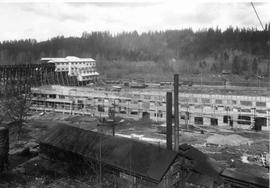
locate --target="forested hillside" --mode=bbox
[0,25,269,79]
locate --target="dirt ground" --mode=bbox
[1,112,269,187]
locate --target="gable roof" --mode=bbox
[39,124,178,183]
[178,143,223,185]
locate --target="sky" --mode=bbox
[0,0,269,42]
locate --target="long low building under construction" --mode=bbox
[30,85,270,131]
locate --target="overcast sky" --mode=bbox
[0,1,269,42]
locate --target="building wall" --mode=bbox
[30,86,270,130]
[58,61,98,82]
[42,57,99,82]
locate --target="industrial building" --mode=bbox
[41,56,99,83]
[39,124,181,187]
[39,124,224,188]
[30,85,269,131]
[39,124,268,188]
[0,57,99,89]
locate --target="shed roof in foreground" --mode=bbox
[39,124,178,183]
[221,169,269,188]
[178,143,223,186]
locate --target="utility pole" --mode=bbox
[174,74,179,151]
[186,105,189,130]
[112,99,116,136]
[99,134,102,188]
[200,72,202,89]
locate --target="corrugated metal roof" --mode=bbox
[221,169,269,188]
[39,124,178,183]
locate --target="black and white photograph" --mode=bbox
[0,0,269,187]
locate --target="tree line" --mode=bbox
[0,25,269,77]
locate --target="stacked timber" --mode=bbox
[0,126,9,173]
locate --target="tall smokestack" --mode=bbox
[174,74,179,151]
[166,92,172,150]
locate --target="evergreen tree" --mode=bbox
[241,58,248,72]
[252,58,258,75]
[232,56,240,74]
[210,63,218,73]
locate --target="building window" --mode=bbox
[133,94,140,98]
[130,111,138,115]
[241,109,251,113]
[154,112,163,118]
[78,100,84,104]
[150,101,155,106]
[59,95,65,99]
[49,94,56,99]
[256,102,266,107]
[240,101,252,106]
[255,117,267,127]
[144,95,151,100]
[215,99,223,104]
[131,101,138,104]
[211,118,218,126]
[120,110,126,114]
[223,116,231,123]
[256,110,266,114]
[181,104,189,108]
[97,105,104,112]
[238,115,251,125]
[193,98,198,103]
[194,105,201,109]
[194,117,203,125]
[179,97,189,103]
[225,106,230,111]
[201,98,210,103]
[181,112,189,120]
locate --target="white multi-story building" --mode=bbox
[41,56,99,82]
